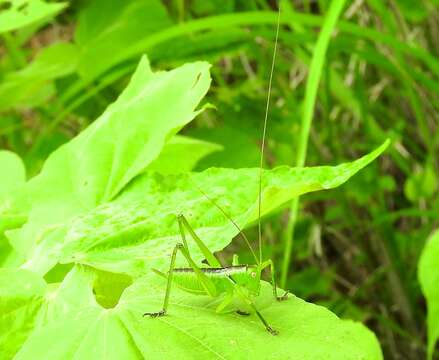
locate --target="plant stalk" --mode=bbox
[280,0,348,288]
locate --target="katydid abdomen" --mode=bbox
[169,265,261,299]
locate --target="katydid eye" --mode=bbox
[251,272,256,278]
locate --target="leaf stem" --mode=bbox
[280,0,348,288]
[58,9,439,112]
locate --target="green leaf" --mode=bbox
[24,141,388,276]
[418,229,439,359]
[0,268,46,358]
[404,164,437,202]
[75,0,172,80]
[150,28,250,64]
[0,0,67,34]
[0,266,97,358]
[147,135,222,175]
[13,266,382,359]
[0,150,26,266]
[0,150,25,198]
[0,42,78,110]
[7,56,211,266]
[189,122,262,168]
[91,269,133,309]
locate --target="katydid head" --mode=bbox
[232,265,262,296]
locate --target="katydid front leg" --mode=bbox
[260,259,289,301]
[233,285,279,336]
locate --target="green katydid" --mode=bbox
[143,212,288,335]
[143,4,286,335]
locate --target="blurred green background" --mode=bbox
[1,0,438,358]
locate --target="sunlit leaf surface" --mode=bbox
[3,266,382,360]
[6,56,211,264]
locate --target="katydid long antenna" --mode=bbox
[189,3,281,267]
[258,2,281,263]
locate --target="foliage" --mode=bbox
[0,55,387,358]
[0,42,78,110]
[3,267,382,359]
[1,0,439,359]
[0,0,66,34]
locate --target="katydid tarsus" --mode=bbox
[143,4,286,335]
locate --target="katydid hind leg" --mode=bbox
[143,243,180,317]
[178,214,222,268]
[215,291,234,314]
[175,216,219,296]
[143,217,217,317]
[254,308,279,336]
[143,242,218,317]
[248,300,278,336]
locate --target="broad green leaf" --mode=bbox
[418,229,439,359]
[14,266,382,359]
[75,0,172,80]
[0,234,21,267]
[0,213,25,266]
[0,0,67,33]
[8,65,217,270]
[0,267,96,358]
[0,42,78,110]
[0,268,46,358]
[22,141,389,276]
[148,135,222,175]
[7,56,211,261]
